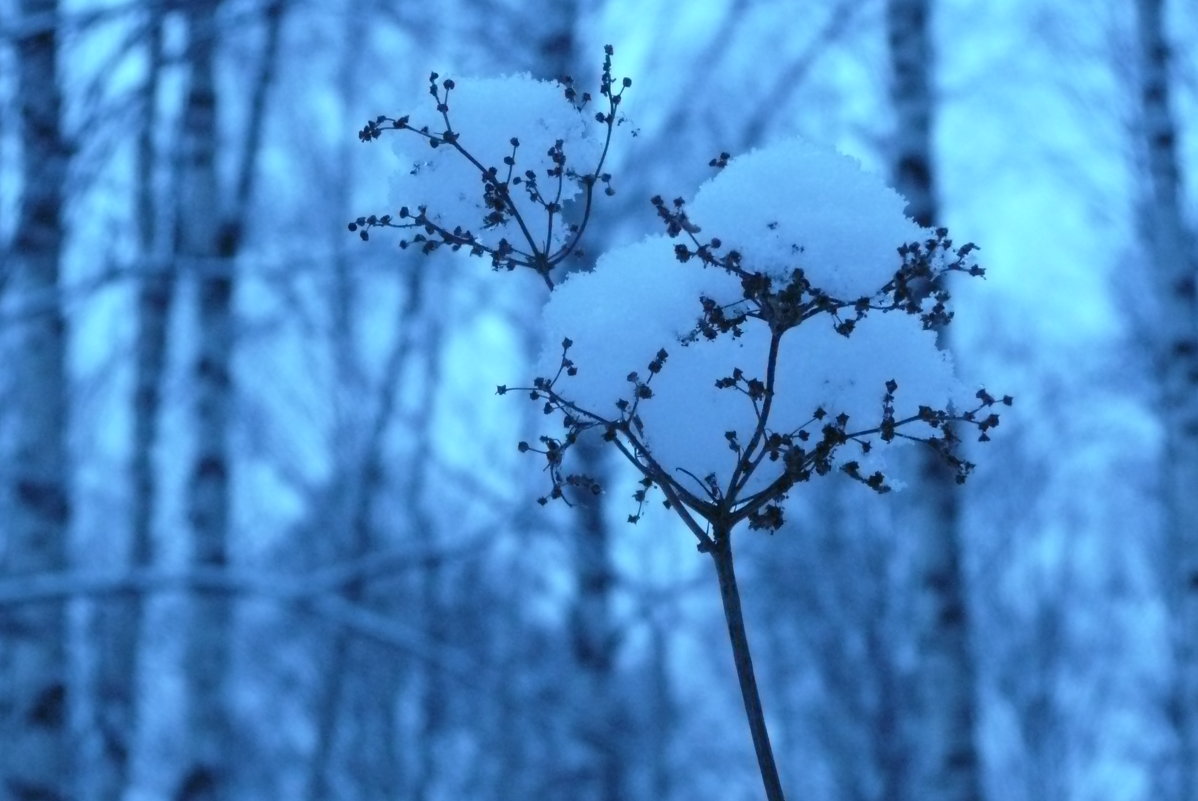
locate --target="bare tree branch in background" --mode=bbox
[737,0,868,148]
[0,544,504,687]
[0,533,497,607]
[307,260,430,801]
[628,0,863,203]
[410,275,451,801]
[303,8,374,798]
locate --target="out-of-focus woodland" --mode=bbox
[1,1,1196,800]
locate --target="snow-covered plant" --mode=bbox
[521,140,1009,532]
[350,46,626,287]
[351,48,1007,801]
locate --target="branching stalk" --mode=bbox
[351,51,1008,801]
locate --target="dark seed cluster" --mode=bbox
[350,46,629,289]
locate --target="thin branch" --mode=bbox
[0,535,494,608]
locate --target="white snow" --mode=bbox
[537,138,961,493]
[389,74,604,253]
[387,91,965,496]
[687,139,924,299]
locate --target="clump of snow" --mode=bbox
[642,313,956,490]
[538,138,960,492]
[541,235,739,415]
[390,75,603,251]
[688,139,924,299]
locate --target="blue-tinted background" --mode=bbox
[1,1,1195,800]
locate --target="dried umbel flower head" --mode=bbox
[351,48,628,287]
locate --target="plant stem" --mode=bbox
[709,530,787,801]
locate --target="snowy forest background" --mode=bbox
[2,0,1197,800]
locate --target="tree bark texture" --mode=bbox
[0,2,73,799]
[887,2,984,800]
[1135,2,1198,799]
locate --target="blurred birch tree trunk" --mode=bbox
[175,1,284,797]
[176,2,234,797]
[0,1,73,798]
[90,6,167,799]
[1134,2,1198,799]
[887,2,983,799]
[536,5,628,798]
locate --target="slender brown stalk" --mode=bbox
[709,528,787,801]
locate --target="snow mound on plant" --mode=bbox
[538,138,961,490]
[688,139,923,299]
[541,235,740,416]
[391,75,603,251]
